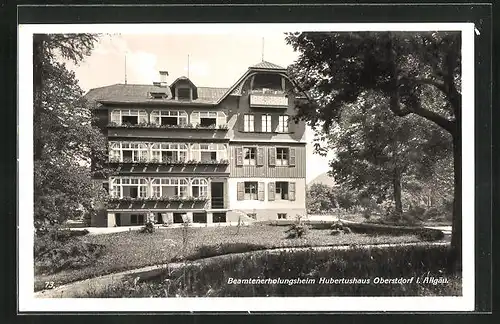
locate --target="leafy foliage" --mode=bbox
[285,31,462,267]
[306,183,337,213]
[33,34,107,231]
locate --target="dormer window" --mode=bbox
[177,88,191,100]
[170,76,198,101]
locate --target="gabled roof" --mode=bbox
[84,61,293,106]
[249,61,286,71]
[85,84,228,105]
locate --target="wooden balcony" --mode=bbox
[249,90,288,108]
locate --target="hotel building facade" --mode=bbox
[87,61,307,226]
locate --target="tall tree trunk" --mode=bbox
[449,132,462,272]
[33,34,44,161]
[393,168,403,218]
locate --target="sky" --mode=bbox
[67,33,335,183]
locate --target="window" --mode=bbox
[277,213,287,220]
[131,214,145,225]
[173,213,185,223]
[261,115,272,132]
[213,212,227,223]
[244,182,258,200]
[177,88,191,100]
[191,143,227,162]
[110,178,148,198]
[191,111,227,128]
[151,178,188,198]
[244,114,254,132]
[276,147,289,166]
[243,147,256,165]
[150,143,188,163]
[193,212,207,223]
[191,178,208,197]
[277,115,289,133]
[150,110,188,126]
[111,109,148,125]
[120,142,149,163]
[275,182,289,200]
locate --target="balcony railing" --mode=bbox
[108,158,230,166]
[211,197,225,209]
[107,122,229,130]
[108,196,209,203]
[250,90,288,108]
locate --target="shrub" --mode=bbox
[423,207,443,220]
[285,224,307,239]
[34,234,104,274]
[140,222,155,234]
[186,243,269,261]
[309,221,444,241]
[330,229,342,236]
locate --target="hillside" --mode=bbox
[308,172,336,187]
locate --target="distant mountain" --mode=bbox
[308,172,336,187]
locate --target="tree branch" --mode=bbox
[413,78,447,93]
[410,103,455,134]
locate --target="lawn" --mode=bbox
[80,243,461,298]
[34,224,425,291]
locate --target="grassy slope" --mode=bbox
[35,225,423,291]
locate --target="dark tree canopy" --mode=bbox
[33,34,107,230]
[286,31,461,135]
[286,31,462,269]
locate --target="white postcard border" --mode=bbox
[18,22,475,312]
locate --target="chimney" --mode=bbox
[159,70,169,87]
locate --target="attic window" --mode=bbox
[177,88,191,100]
[150,92,167,99]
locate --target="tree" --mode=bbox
[327,90,452,218]
[306,183,337,214]
[286,31,462,269]
[33,34,107,231]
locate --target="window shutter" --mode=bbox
[256,114,262,132]
[289,182,296,201]
[191,112,200,126]
[239,113,245,132]
[289,147,296,166]
[257,147,264,166]
[236,147,243,166]
[268,182,275,201]
[237,182,244,201]
[258,182,265,201]
[268,147,276,166]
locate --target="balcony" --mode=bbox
[107,196,209,210]
[109,157,230,166]
[107,122,229,131]
[249,90,288,108]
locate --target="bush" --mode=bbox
[285,224,307,239]
[309,221,444,241]
[186,243,269,261]
[140,222,155,234]
[34,234,104,274]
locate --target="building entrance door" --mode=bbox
[211,182,224,209]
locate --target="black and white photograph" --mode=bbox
[18,21,477,312]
